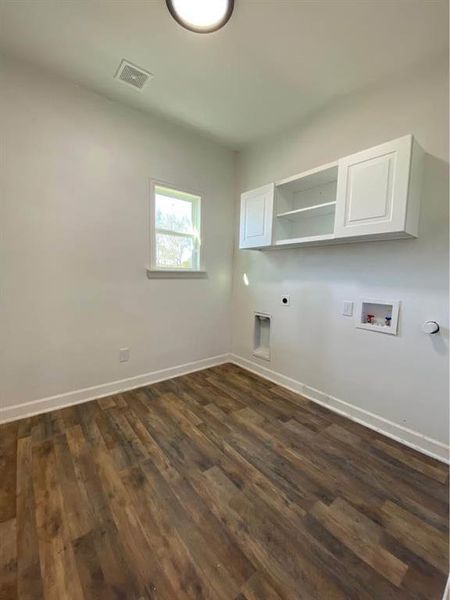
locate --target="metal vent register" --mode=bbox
[115,59,153,90]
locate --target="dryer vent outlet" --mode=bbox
[253,313,271,361]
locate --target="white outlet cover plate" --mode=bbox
[342,301,353,316]
[119,348,130,362]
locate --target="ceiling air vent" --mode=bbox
[114,59,153,91]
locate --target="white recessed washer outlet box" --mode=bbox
[356,298,400,335]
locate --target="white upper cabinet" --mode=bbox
[334,135,423,239]
[238,134,424,250]
[239,183,274,248]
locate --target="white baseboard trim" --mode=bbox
[442,575,450,600]
[0,354,229,424]
[3,352,448,465]
[230,353,450,464]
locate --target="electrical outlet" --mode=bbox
[281,295,290,306]
[119,348,129,363]
[342,301,353,317]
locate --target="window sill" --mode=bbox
[146,268,208,279]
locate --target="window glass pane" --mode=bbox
[155,189,195,234]
[155,233,197,269]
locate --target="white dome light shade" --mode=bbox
[167,0,234,33]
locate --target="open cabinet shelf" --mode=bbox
[273,162,338,244]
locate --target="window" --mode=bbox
[150,182,203,274]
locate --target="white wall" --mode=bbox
[1,52,448,457]
[0,55,235,414]
[231,59,449,448]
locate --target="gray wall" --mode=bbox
[2,53,448,452]
[0,55,235,410]
[231,58,449,445]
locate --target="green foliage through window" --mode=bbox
[153,185,201,270]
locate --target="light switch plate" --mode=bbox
[342,301,353,317]
[119,348,130,362]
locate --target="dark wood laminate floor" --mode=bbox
[0,363,448,600]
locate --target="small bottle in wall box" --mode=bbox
[366,314,375,324]
[385,316,392,327]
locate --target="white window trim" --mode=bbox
[148,179,207,278]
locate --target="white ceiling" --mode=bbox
[0,0,448,148]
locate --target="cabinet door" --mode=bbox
[239,183,274,248]
[334,135,412,238]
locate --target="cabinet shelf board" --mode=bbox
[277,201,336,220]
[275,233,336,247]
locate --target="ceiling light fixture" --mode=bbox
[166,0,234,33]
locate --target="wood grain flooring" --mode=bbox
[0,363,448,599]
